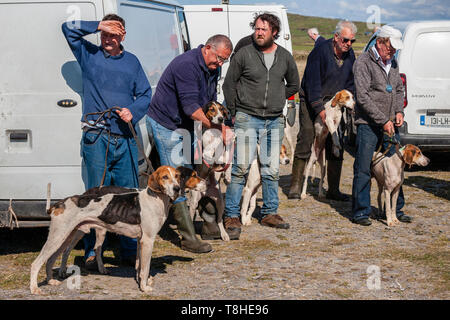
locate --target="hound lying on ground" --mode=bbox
[30,166,206,294]
[372,144,429,227]
[301,89,355,199]
[240,144,290,226]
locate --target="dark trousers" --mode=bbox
[293,98,344,161]
[351,124,405,221]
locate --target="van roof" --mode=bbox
[387,20,450,34]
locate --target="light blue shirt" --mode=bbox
[372,45,392,75]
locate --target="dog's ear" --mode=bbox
[203,101,213,114]
[220,104,229,118]
[331,91,343,107]
[147,171,162,193]
[402,145,416,166]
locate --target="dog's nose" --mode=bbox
[218,117,223,123]
[285,159,290,164]
[173,185,180,193]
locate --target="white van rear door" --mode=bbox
[400,22,450,135]
[119,0,185,91]
[183,5,229,48]
[0,1,99,199]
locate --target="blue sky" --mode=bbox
[178,0,450,23]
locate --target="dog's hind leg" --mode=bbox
[59,230,85,279]
[318,150,326,199]
[301,155,315,199]
[30,221,80,294]
[384,189,395,227]
[390,187,401,226]
[46,228,80,286]
[94,227,108,274]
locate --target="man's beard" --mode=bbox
[254,34,274,50]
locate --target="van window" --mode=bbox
[411,32,450,79]
[120,3,182,88]
[177,10,191,52]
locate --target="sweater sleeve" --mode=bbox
[61,21,100,65]
[393,63,405,115]
[303,47,324,117]
[223,51,243,117]
[353,56,390,126]
[127,62,152,126]
[172,62,203,117]
[284,53,300,99]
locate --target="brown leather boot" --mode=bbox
[288,158,306,199]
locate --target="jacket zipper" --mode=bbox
[263,52,278,116]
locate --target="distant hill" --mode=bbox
[288,13,375,52]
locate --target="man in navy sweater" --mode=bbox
[146,35,233,253]
[288,20,356,201]
[62,14,152,269]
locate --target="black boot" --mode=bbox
[198,197,221,240]
[326,159,350,201]
[170,201,212,253]
[288,158,306,199]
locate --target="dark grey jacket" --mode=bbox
[353,48,404,127]
[223,43,299,117]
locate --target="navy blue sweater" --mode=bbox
[302,39,355,118]
[147,45,219,131]
[62,21,152,136]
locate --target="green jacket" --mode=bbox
[223,43,299,117]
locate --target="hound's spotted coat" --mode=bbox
[30,166,206,294]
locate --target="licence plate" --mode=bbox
[420,115,450,127]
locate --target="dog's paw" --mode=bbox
[98,267,109,275]
[300,193,307,200]
[140,284,153,293]
[48,279,62,286]
[30,286,43,295]
[221,232,230,242]
[241,217,252,226]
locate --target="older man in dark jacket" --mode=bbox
[351,25,412,226]
[288,20,356,201]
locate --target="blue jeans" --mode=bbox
[351,124,405,221]
[225,112,284,218]
[81,129,138,260]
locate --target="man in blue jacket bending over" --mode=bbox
[62,14,152,270]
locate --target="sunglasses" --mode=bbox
[340,36,356,44]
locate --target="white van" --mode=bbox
[0,0,190,227]
[363,20,450,152]
[183,3,293,103]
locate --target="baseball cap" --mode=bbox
[377,25,404,50]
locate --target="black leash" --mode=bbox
[371,132,403,168]
[82,107,154,187]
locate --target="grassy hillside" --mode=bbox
[288,13,375,53]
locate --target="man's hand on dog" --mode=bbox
[116,107,133,123]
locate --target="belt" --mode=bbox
[82,127,127,139]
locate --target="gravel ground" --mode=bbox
[0,148,448,300]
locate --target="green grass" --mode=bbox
[288,13,375,53]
